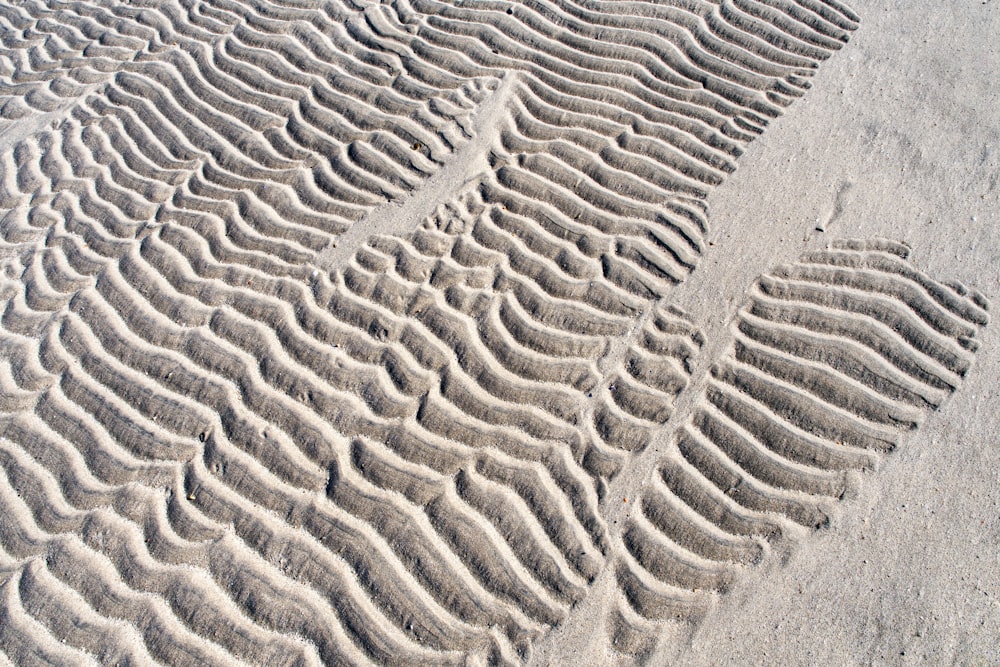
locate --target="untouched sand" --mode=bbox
[0,0,995,665]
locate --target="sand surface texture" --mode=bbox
[0,0,995,664]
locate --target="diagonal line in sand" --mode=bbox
[315,73,518,274]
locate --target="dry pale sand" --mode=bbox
[670,3,1000,665]
[537,2,1000,664]
[0,0,995,665]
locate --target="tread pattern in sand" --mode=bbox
[0,0,866,663]
[607,240,990,655]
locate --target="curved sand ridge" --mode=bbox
[0,0,984,664]
[599,239,989,656]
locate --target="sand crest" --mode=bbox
[0,0,995,664]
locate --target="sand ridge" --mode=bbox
[0,0,990,664]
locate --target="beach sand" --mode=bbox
[0,0,995,664]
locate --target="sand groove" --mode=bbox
[606,241,989,656]
[0,0,903,663]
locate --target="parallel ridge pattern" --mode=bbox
[607,240,990,656]
[0,0,499,240]
[0,0,861,663]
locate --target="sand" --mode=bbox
[670,4,1000,665]
[0,0,995,665]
